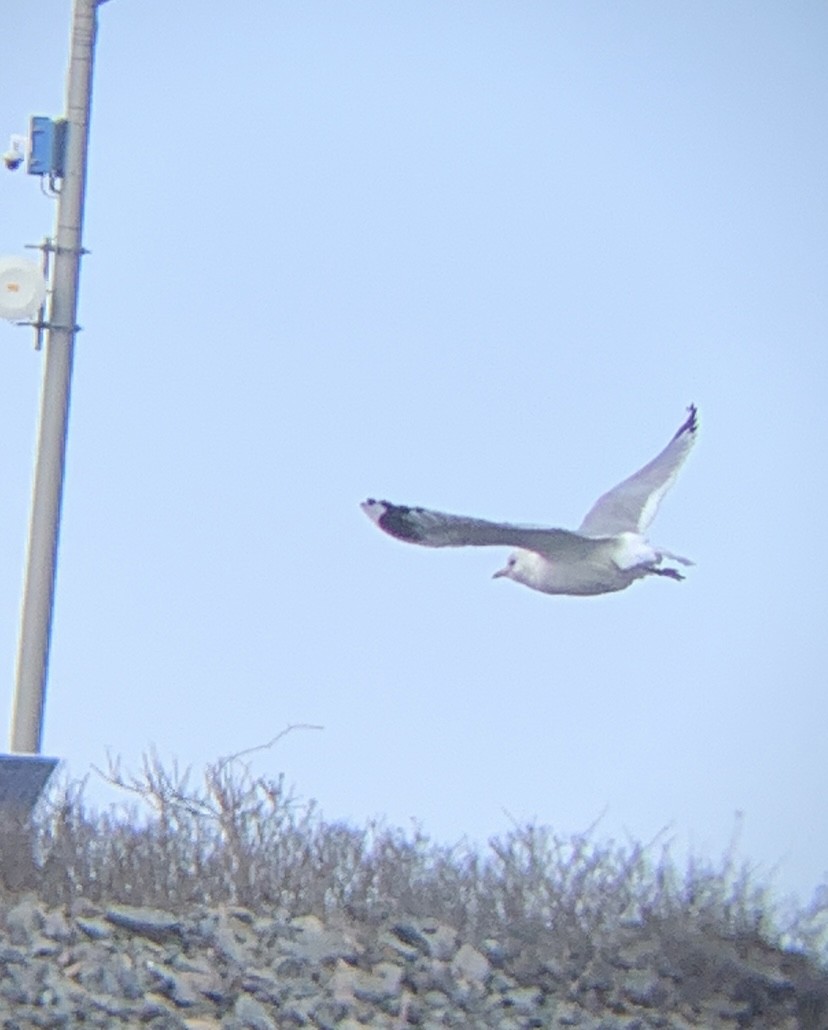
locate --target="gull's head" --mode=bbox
[493,550,537,586]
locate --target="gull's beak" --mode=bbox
[492,565,509,579]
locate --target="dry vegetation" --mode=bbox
[1,737,826,1026]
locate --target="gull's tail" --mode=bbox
[658,547,694,567]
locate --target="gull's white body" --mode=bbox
[490,531,679,596]
[361,405,697,597]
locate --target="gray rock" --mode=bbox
[212,924,251,965]
[5,896,43,945]
[225,993,278,1030]
[502,984,544,1013]
[76,917,112,940]
[75,951,142,1000]
[581,959,615,992]
[422,987,451,1008]
[276,994,317,1025]
[391,921,431,953]
[622,970,669,1008]
[273,954,309,980]
[556,1001,588,1025]
[329,958,404,1008]
[228,906,255,924]
[136,997,190,1027]
[118,962,145,1001]
[488,970,518,994]
[0,944,28,964]
[165,970,203,1007]
[426,923,460,962]
[285,913,361,964]
[240,967,283,1005]
[379,926,421,962]
[358,961,404,1004]
[481,936,508,968]
[451,942,491,985]
[41,909,72,942]
[105,904,183,940]
[0,895,814,1028]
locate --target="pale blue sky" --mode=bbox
[2,2,827,909]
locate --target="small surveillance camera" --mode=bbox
[3,149,24,171]
[4,135,28,171]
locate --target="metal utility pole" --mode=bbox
[10,0,102,753]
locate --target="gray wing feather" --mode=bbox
[361,499,599,559]
[578,405,697,537]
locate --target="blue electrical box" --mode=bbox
[28,116,55,175]
[27,116,67,177]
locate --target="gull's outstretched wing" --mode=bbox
[361,499,599,559]
[578,405,698,538]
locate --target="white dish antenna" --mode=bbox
[0,256,47,321]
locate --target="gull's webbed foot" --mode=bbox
[652,567,685,582]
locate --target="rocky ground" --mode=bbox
[0,760,825,1028]
[0,895,825,1029]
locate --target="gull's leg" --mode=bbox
[651,567,684,581]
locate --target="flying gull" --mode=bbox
[361,405,698,597]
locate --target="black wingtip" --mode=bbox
[361,499,427,543]
[674,403,698,440]
[378,502,425,542]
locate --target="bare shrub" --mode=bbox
[2,741,823,985]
